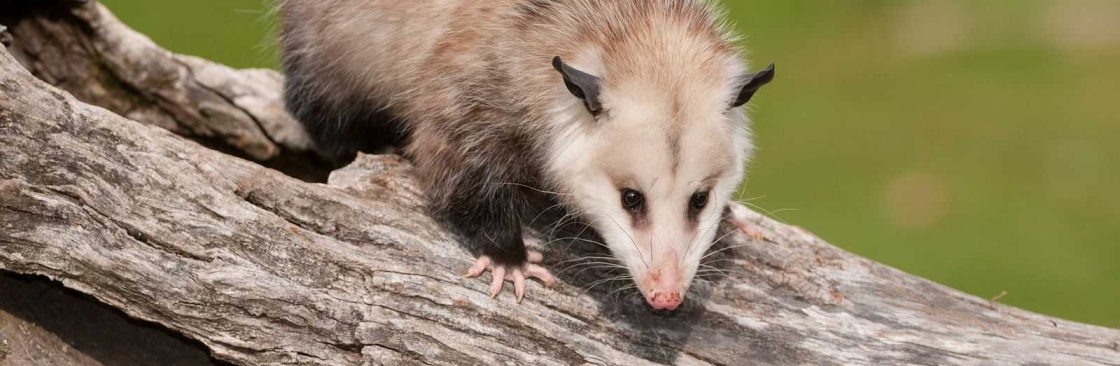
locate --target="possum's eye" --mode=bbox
[621,189,645,212]
[689,191,710,211]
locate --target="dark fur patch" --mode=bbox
[628,202,651,231]
[282,50,408,163]
[444,160,530,265]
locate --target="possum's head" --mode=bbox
[547,53,773,311]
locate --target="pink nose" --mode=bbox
[646,290,683,311]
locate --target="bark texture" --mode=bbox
[0,273,226,366]
[1,1,1118,366]
[0,0,329,182]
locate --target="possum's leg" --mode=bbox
[726,202,765,240]
[449,163,556,302]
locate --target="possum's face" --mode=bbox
[550,57,774,310]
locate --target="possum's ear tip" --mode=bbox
[552,56,602,116]
[732,63,776,108]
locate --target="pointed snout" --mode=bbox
[643,255,685,311]
[646,290,683,310]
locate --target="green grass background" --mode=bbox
[99,0,1119,327]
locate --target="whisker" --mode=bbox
[556,263,625,275]
[607,215,647,269]
[543,204,607,240]
[685,201,726,258]
[557,260,617,268]
[710,223,747,245]
[700,258,743,266]
[696,262,752,276]
[498,182,572,197]
[583,276,631,294]
[700,242,757,261]
[691,276,715,285]
[740,195,767,202]
[526,201,567,228]
[572,265,628,279]
[685,219,721,259]
[556,262,627,276]
[543,211,579,238]
[733,179,797,223]
[696,268,750,278]
[734,180,750,202]
[608,284,638,300]
[697,267,748,274]
[553,224,600,256]
[737,200,794,225]
[553,255,619,265]
[541,236,610,251]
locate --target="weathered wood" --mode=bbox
[0,273,226,366]
[0,2,1118,366]
[0,0,329,181]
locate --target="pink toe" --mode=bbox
[736,223,764,239]
[526,264,557,287]
[513,269,526,303]
[727,203,764,239]
[489,266,506,298]
[466,256,491,278]
[527,251,544,263]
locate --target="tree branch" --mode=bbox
[0,1,1117,366]
[0,0,329,181]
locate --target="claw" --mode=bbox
[512,268,526,303]
[464,249,557,302]
[525,264,556,287]
[490,266,506,298]
[738,224,765,240]
[465,256,492,278]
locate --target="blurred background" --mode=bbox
[99,0,1118,327]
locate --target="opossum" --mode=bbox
[278,0,774,311]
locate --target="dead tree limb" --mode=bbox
[0,272,225,366]
[0,1,1118,366]
[0,0,328,181]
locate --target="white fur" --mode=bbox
[544,19,756,298]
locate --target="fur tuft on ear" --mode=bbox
[732,63,775,108]
[552,56,602,115]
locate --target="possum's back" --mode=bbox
[279,0,534,157]
[279,0,474,103]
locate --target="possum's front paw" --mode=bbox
[727,201,765,240]
[464,251,556,303]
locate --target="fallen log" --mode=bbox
[1,1,1118,366]
[0,0,328,182]
[0,272,226,366]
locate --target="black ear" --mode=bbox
[552,56,602,115]
[732,63,775,108]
